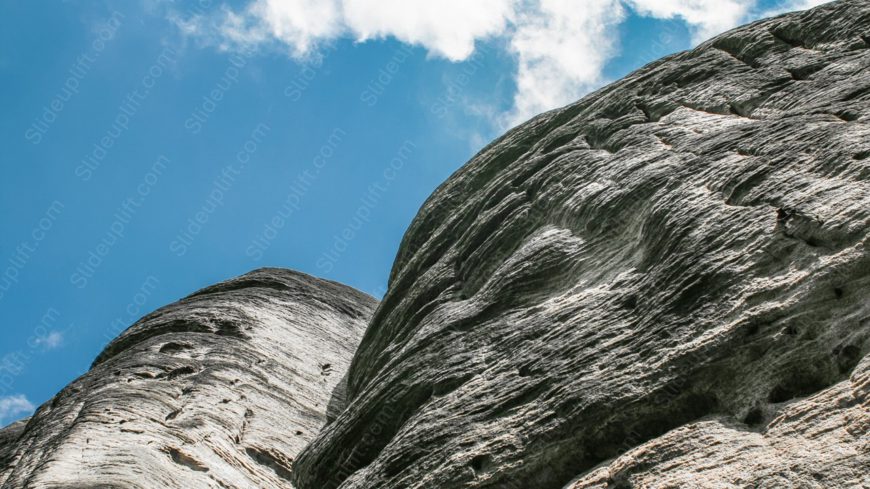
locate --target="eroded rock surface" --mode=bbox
[569,354,870,488]
[293,1,870,487]
[0,419,27,475]
[0,268,376,489]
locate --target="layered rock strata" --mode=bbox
[0,269,377,489]
[292,1,870,487]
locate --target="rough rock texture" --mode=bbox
[569,354,870,488]
[293,1,870,488]
[0,268,376,489]
[0,419,27,474]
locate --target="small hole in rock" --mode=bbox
[518,364,534,377]
[836,344,861,374]
[768,372,828,403]
[470,454,491,473]
[836,110,859,122]
[834,287,844,299]
[743,407,764,426]
[804,237,823,248]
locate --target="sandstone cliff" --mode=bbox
[292,1,870,487]
[0,269,377,488]
[3,1,870,488]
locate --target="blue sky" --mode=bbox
[0,0,826,426]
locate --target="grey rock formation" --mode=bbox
[569,354,870,488]
[0,268,377,488]
[4,1,870,488]
[292,1,870,487]
[0,419,27,474]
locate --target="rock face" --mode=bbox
[569,354,870,488]
[3,2,870,488]
[0,268,377,489]
[292,1,870,488]
[0,419,27,475]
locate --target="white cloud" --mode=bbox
[170,0,834,128]
[627,0,755,43]
[760,0,833,17]
[33,330,64,350]
[343,0,516,61]
[503,0,625,126]
[237,0,343,58]
[0,395,34,425]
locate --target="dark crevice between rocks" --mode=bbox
[93,318,250,367]
[635,101,654,122]
[833,110,859,122]
[680,101,731,117]
[840,84,870,102]
[786,63,826,81]
[854,150,870,160]
[710,42,761,69]
[159,342,193,354]
[166,447,209,472]
[742,407,765,426]
[584,135,616,154]
[767,364,837,404]
[246,447,294,482]
[157,366,198,381]
[769,27,806,49]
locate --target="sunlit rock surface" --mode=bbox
[3,1,870,488]
[292,1,870,487]
[0,268,376,489]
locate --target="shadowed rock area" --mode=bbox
[291,1,870,487]
[0,268,377,488]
